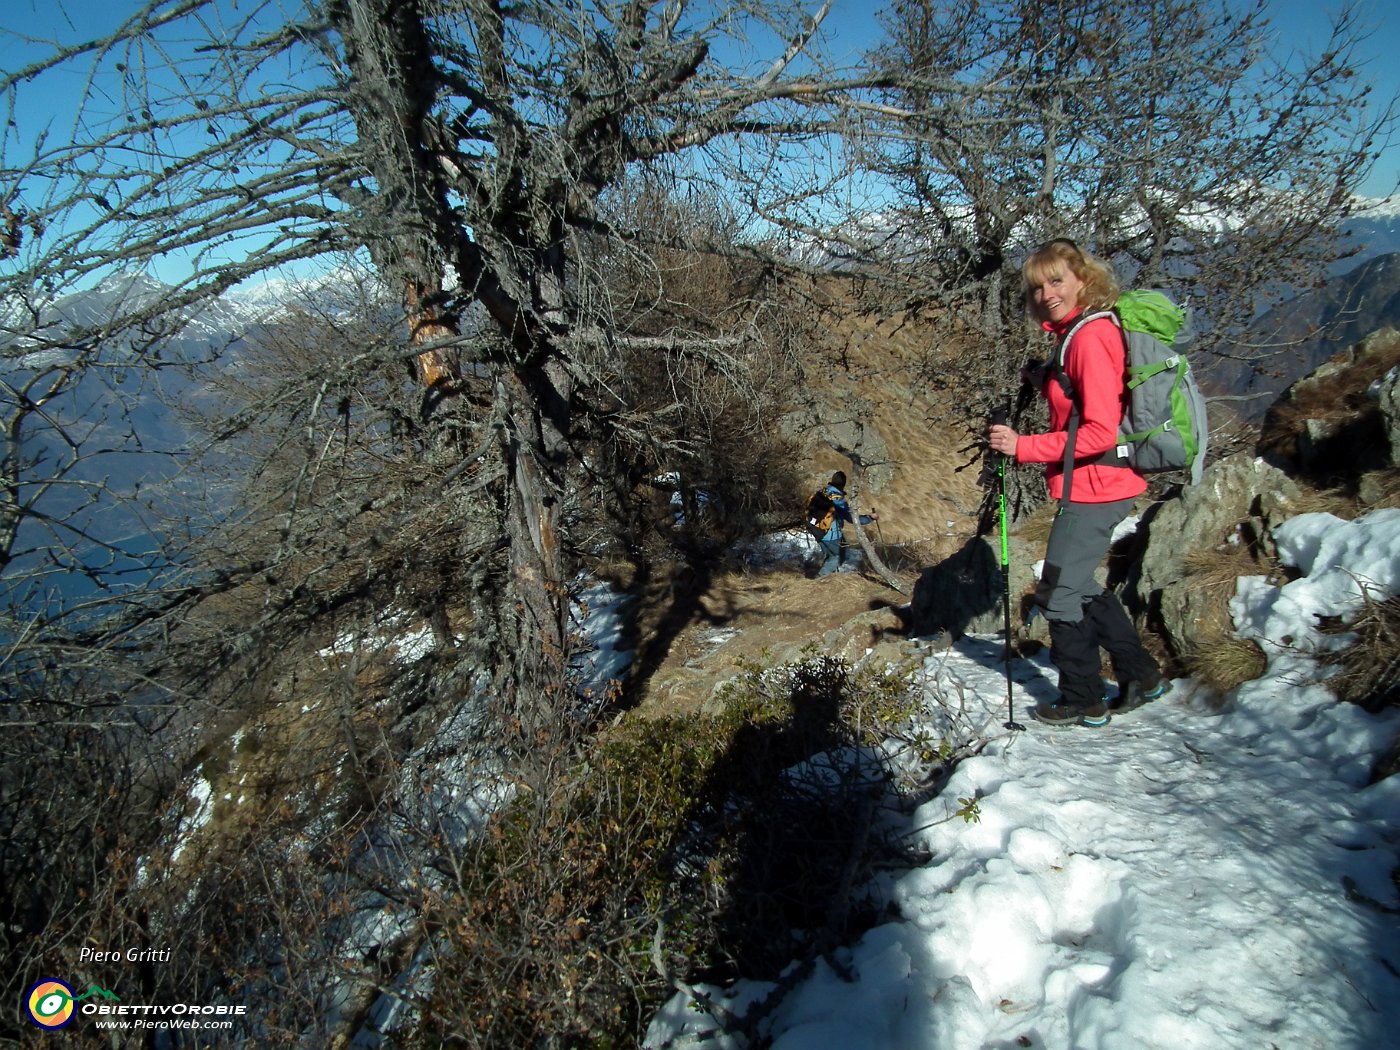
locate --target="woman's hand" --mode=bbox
[988,424,1019,457]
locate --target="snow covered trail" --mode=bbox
[648,635,1400,1050]
[896,641,1399,1050]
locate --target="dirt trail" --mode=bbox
[635,565,919,719]
[630,300,1002,720]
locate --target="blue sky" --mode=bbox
[818,0,1400,199]
[3,0,1397,196]
[1245,0,1398,197]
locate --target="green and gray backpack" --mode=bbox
[1052,289,1209,500]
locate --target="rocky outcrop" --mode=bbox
[1258,327,1400,481]
[1133,327,1400,657]
[1128,455,1305,656]
[1377,361,1400,465]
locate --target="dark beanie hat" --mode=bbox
[830,471,847,489]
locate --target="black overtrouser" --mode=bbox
[1048,593,1160,706]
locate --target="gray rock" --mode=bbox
[1130,453,1304,654]
[1374,362,1400,466]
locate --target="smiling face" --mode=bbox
[1027,262,1086,324]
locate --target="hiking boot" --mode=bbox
[1111,677,1171,712]
[1033,697,1111,728]
[1078,699,1111,727]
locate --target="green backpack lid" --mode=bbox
[1116,289,1186,344]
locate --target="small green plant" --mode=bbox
[954,796,982,824]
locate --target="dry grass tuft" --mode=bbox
[1175,543,1273,702]
[1360,468,1400,511]
[1319,593,1400,714]
[1181,634,1269,704]
[1181,542,1271,589]
[1280,484,1372,520]
[1013,501,1059,548]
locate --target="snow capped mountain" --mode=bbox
[220,264,391,325]
[2,269,355,358]
[0,271,256,353]
[1339,194,1400,269]
[0,272,261,599]
[222,272,341,322]
[1354,192,1400,220]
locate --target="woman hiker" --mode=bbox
[988,239,1168,727]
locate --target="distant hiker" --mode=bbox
[988,239,1168,727]
[808,471,876,578]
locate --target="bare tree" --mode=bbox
[824,0,1395,417]
[0,0,865,732]
[0,7,881,1037]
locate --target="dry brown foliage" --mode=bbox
[1182,634,1270,706]
[1319,593,1400,714]
[1257,333,1400,482]
[1175,544,1272,702]
[1359,468,1400,511]
[414,653,931,1048]
[1014,501,1060,549]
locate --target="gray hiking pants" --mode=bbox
[1035,497,1158,705]
[1034,497,1136,622]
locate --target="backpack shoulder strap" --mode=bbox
[1050,309,1120,396]
[1051,309,1126,509]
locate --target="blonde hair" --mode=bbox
[1022,239,1119,320]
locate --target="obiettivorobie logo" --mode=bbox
[25,979,120,1029]
[23,978,246,1033]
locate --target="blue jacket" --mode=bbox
[822,485,872,542]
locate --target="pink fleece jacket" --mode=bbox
[1015,310,1147,504]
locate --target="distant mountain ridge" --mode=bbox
[10,230,1400,496]
[1219,251,1400,416]
[0,273,265,608]
[1341,197,1400,269]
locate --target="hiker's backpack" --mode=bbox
[805,488,836,538]
[1053,289,1209,498]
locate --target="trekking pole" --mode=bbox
[991,403,1026,732]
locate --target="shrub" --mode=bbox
[1182,634,1269,703]
[415,651,933,1048]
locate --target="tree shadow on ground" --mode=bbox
[678,658,898,983]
